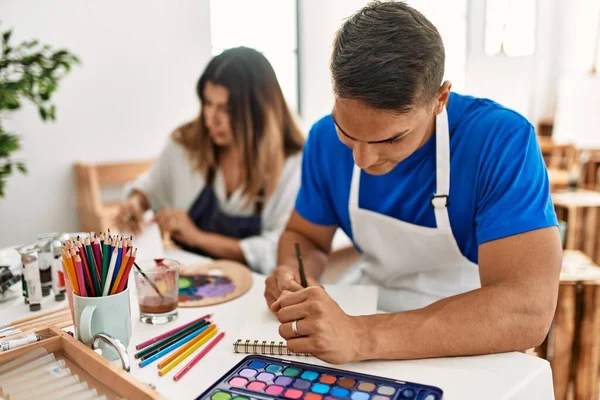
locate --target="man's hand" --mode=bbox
[272,287,362,364]
[264,265,321,308]
[155,209,200,247]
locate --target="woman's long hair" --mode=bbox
[173,47,304,202]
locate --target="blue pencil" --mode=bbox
[112,240,123,284]
[139,325,210,368]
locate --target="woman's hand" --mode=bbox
[155,209,200,247]
[115,198,145,234]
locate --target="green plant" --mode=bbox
[0,26,80,197]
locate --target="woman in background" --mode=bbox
[115,47,304,274]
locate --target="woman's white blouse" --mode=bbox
[129,137,302,274]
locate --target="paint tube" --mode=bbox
[0,354,57,384]
[0,347,48,374]
[0,333,41,352]
[21,249,42,311]
[11,374,80,400]
[51,240,66,301]
[31,381,88,400]
[1,367,71,397]
[68,388,101,400]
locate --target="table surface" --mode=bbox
[0,248,554,400]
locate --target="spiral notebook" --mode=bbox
[233,284,378,356]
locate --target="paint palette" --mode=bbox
[178,260,253,307]
[195,355,443,400]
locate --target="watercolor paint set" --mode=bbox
[195,355,443,400]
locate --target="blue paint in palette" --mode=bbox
[332,387,350,398]
[351,392,370,400]
[248,361,266,369]
[301,371,319,381]
[266,364,283,373]
[194,355,444,400]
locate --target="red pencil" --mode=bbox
[135,313,213,350]
[114,248,136,293]
[173,332,225,381]
[72,247,93,297]
[92,238,103,278]
[77,244,96,297]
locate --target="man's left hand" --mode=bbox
[272,286,363,364]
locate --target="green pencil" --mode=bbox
[85,239,102,296]
[102,241,109,289]
[135,320,210,359]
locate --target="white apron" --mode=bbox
[344,107,481,312]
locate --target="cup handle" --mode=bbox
[79,305,96,343]
[92,333,130,372]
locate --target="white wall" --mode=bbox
[0,0,213,247]
[298,0,370,130]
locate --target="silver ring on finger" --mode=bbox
[292,320,300,337]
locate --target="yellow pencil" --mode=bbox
[158,327,218,376]
[157,324,216,369]
[110,247,132,295]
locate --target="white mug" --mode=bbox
[73,289,132,361]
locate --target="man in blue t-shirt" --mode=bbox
[265,1,561,364]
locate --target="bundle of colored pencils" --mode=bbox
[134,314,225,381]
[60,232,137,297]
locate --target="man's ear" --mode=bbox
[433,81,452,114]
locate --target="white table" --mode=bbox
[1,248,554,399]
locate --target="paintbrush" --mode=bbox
[134,262,165,299]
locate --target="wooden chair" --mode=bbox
[73,160,153,232]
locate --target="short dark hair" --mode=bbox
[331,1,445,112]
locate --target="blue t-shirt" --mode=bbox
[295,92,558,264]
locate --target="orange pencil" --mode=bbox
[115,248,136,293]
[61,249,79,296]
[110,247,131,295]
[157,324,217,369]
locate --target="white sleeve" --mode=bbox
[126,137,179,210]
[239,154,302,274]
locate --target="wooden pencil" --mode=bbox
[159,328,218,376]
[172,332,225,381]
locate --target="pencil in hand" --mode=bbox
[294,242,308,288]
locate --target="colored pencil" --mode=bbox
[112,240,123,285]
[101,236,109,289]
[75,247,94,296]
[136,320,210,360]
[61,249,79,296]
[92,238,103,278]
[102,246,119,296]
[110,248,131,295]
[157,324,216,369]
[115,248,137,294]
[74,254,88,297]
[172,331,225,381]
[135,313,212,350]
[158,327,217,375]
[295,242,308,288]
[85,238,102,296]
[139,324,211,368]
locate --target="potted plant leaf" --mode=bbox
[0,25,80,197]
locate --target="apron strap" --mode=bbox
[206,166,217,187]
[255,189,265,216]
[432,107,452,231]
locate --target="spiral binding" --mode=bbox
[233,339,310,356]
